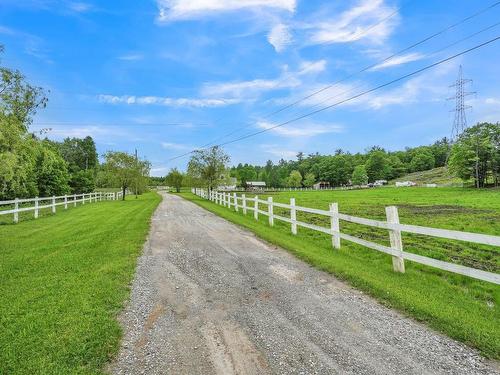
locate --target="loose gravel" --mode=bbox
[110,193,499,375]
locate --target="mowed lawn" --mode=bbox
[0,192,161,374]
[180,187,500,359]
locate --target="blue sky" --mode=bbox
[1,0,499,175]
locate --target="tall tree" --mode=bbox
[102,151,149,199]
[187,146,230,190]
[166,168,184,193]
[449,123,500,188]
[288,170,302,187]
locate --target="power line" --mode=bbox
[190,1,500,151]
[168,36,500,161]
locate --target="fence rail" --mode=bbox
[0,191,124,223]
[192,188,500,285]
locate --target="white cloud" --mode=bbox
[98,94,239,108]
[268,23,292,52]
[256,121,343,138]
[370,52,425,71]
[261,144,297,159]
[160,142,192,150]
[157,0,296,22]
[305,0,398,45]
[485,97,500,105]
[68,2,92,13]
[202,60,325,100]
[118,54,144,61]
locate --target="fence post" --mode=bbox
[64,195,68,209]
[13,198,19,223]
[52,196,56,214]
[228,192,231,209]
[74,194,77,207]
[242,194,247,214]
[386,206,405,273]
[82,194,86,205]
[290,198,297,235]
[268,197,274,226]
[330,203,340,249]
[34,197,39,219]
[233,193,238,212]
[254,195,258,220]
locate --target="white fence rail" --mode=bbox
[192,188,500,285]
[0,191,124,224]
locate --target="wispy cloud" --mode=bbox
[68,2,93,13]
[370,52,425,71]
[256,121,343,138]
[160,142,192,150]
[304,0,398,46]
[118,53,144,61]
[202,59,326,100]
[260,144,298,159]
[98,94,239,108]
[268,23,292,52]
[157,0,296,22]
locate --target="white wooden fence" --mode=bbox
[192,188,500,285]
[0,191,124,224]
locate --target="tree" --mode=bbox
[187,146,230,190]
[410,149,435,172]
[449,123,500,188]
[36,142,71,196]
[365,150,390,182]
[166,168,184,193]
[303,172,316,187]
[102,151,149,200]
[237,165,257,187]
[351,165,368,186]
[288,170,302,187]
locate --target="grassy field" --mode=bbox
[0,192,161,374]
[180,187,500,359]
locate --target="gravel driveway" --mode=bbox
[110,193,499,375]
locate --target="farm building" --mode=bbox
[246,181,266,191]
[313,181,330,190]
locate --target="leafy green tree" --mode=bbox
[365,150,390,182]
[351,165,368,185]
[187,146,230,190]
[303,172,316,187]
[410,150,435,172]
[237,165,257,187]
[318,155,353,186]
[36,143,71,196]
[449,123,500,188]
[102,151,149,199]
[166,168,184,193]
[288,170,302,187]
[69,170,95,194]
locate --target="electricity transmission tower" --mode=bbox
[447,65,475,141]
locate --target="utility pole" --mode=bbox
[447,65,475,142]
[135,149,138,199]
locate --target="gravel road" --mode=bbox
[110,193,499,375]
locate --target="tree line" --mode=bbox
[0,47,151,200]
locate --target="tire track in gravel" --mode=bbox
[110,193,499,375]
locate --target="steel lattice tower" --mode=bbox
[447,65,475,141]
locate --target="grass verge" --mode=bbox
[179,191,500,359]
[0,192,161,374]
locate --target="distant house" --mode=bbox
[313,181,330,190]
[246,181,266,191]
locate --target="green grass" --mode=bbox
[0,192,161,374]
[179,187,500,359]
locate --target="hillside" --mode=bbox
[391,167,465,186]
